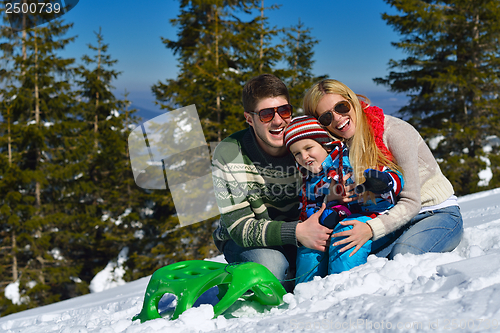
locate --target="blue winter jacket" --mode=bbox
[296,143,404,285]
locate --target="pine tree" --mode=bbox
[374,0,500,195]
[0,17,81,312]
[279,18,327,114]
[0,13,26,314]
[73,29,148,286]
[152,0,275,142]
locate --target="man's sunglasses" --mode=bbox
[317,100,351,126]
[248,104,293,123]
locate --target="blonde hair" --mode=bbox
[303,79,402,189]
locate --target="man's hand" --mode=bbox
[296,203,331,252]
[331,220,373,256]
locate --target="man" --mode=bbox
[212,74,329,290]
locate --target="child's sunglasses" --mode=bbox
[248,104,293,123]
[317,100,351,126]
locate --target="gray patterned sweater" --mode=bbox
[211,128,302,251]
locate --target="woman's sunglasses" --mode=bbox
[317,100,351,126]
[248,104,293,123]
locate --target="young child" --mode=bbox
[283,116,404,285]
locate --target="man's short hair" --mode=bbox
[242,74,290,113]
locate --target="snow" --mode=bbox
[50,248,64,260]
[2,188,500,332]
[106,110,120,120]
[89,247,129,294]
[4,281,22,306]
[478,156,492,187]
[428,135,445,150]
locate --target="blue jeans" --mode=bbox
[371,205,463,259]
[222,240,296,291]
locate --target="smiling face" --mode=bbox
[244,96,291,156]
[289,138,328,174]
[316,94,356,140]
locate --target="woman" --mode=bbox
[303,79,463,259]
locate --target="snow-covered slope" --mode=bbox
[2,188,500,333]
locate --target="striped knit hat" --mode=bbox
[284,116,333,150]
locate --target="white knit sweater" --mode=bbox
[366,115,455,240]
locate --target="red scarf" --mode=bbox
[360,101,393,161]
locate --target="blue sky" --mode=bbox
[56,0,407,118]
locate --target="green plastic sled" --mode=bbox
[132,260,286,322]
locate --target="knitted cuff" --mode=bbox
[281,221,299,246]
[366,217,386,241]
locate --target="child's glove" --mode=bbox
[319,205,351,229]
[355,169,394,195]
[321,210,339,229]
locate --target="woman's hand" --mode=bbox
[296,203,332,252]
[331,220,373,256]
[326,173,358,203]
